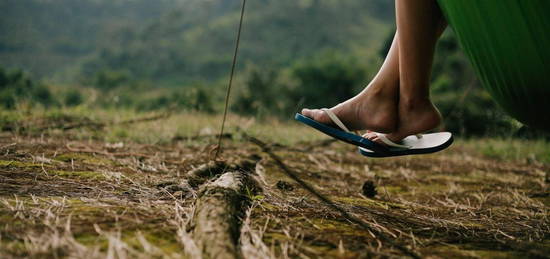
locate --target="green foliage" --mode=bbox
[0,111,19,131]
[92,70,130,90]
[234,52,366,118]
[64,89,83,107]
[430,31,517,136]
[289,52,366,110]
[0,0,181,78]
[74,0,393,85]
[232,68,282,116]
[94,86,218,113]
[0,66,56,109]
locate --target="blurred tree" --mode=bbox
[429,31,517,136]
[193,88,215,113]
[64,89,83,107]
[234,52,366,118]
[233,67,280,116]
[288,51,366,111]
[92,70,130,90]
[0,66,56,109]
[31,85,55,107]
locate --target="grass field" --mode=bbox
[0,108,548,258]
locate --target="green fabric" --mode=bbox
[437,0,550,131]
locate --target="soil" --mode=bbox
[0,129,548,258]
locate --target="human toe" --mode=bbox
[362,131,377,140]
[301,108,325,121]
[301,108,315,117]
[362,131,395,146]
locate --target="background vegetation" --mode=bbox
[0,0,546,137]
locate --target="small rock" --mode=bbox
[199,127,214,135]
[105,142,124,150]
[362,180,377,198]
[172,135,185,141]
[156,181,177,188]
[276,180,294,191]
[166,184,194,194]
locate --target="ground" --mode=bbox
[0,109,548,258]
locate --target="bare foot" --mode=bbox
[366,98,442,144]
[301,85,398,133]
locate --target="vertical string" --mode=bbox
[214,0,247,160]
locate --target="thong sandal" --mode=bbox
[295,109,388,153]
[294,108,385,152]
[358,132,453,157]
[295,110,453,157]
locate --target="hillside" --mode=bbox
[0,0,394,84]
[0,0,186,79]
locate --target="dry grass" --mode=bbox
[0,109,548,258]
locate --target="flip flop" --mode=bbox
[358,132,453,157]
[295,109,454,157]
[295,109,388,153]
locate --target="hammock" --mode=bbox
[437,0,550,131]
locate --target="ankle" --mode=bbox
[401,99,428,111]
[366,83,396,99]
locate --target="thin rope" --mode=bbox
[245,134,421,259]
[214,0,247,160]
[208,3,419,257]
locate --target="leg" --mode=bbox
[378,0,447,142]
[301,32,401,133]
